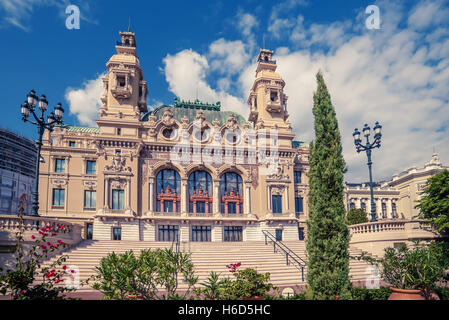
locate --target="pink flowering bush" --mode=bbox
[0,194,78,300]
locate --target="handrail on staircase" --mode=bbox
[262,230,306,282]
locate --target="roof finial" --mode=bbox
[128,16,131,32]
[263,34,266,49]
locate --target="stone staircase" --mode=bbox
[35,240,376,292]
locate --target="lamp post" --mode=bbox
[352,122,382,222]
[21,90,64,216]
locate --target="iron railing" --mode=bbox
[262,230,306,282]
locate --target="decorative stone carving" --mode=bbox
[267,163,289,180]
[105,154,131,172]
[225,114,238,130]
[83,180,97,189]
[110,178,127,189]
[51,179,67,187]
[271,186,284,195]
[93,140,105,156]
[161,109,176,127]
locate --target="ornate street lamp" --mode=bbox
[21,90,64,216]
[352,122,382,222]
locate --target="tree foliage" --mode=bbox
[415,169,449,233]
[347,209,369,225]
[306,72,352,300]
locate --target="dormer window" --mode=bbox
[117,76,126,87]
[270,91,278,102]
[194,129,210,142]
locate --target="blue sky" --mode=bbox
[0,0,448,182]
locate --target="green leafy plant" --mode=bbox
[350,286,391,300]
[415,169,449,233]
[306,72,352,300]
[0,194,77,300]
[92,248,198,300]
[353,242,448,300]
[220,263,273,299]
[195,271,225,300]
[347,209,369,225]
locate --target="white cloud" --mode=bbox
[65,73,105,127]
[408,0,449,30]
[158,0,449,183]
[237,12,258,38]
[209,38,250,75]
[162,49,249,118]
[270,3,449,182]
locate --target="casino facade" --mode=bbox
[37,31,310,242]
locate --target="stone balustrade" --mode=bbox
[348,219,441,257]
[0,214,83,246]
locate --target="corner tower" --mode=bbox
[99,31,148,123]
[247,49,290,130]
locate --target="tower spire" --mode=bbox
[128,16,131,32]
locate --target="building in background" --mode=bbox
[0,128,36,215]
[344,153,447,221]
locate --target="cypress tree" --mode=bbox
[306,72,352,300]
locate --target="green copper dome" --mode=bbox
[141,98,247,126]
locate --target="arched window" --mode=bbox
[156,169,181,213]
[220,172,243,215]
[188,171,213,215]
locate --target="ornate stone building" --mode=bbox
[36,31,446,243]
[344,153,447,221]
[38,31,310,242]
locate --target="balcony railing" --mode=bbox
[0,214,82,244]
[116,41,136,47]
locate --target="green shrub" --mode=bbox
[350,287,391,300]
[92,248,198,300]
[434,286,449,300]
[347,209,369,225]
[220,267,273,299]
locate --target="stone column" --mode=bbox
[127,178,131,209]
[148,178,154,212]
[284,186,289,212]
[181,179,188,215]
[267,186,271,211]
[245,184,251,214]
[376,198,382,219]
[387,198,392,219]
[213,180,220,214]
[356,198,361,209]
[104,178,109,209]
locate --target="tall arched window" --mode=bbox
[156,169,181,213]
[220,172,243,215]
[188,171,213,215]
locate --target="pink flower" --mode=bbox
[71,270,76,273]
[31,235,36,239]
[57,240,64,244]
[20,290,25,294]
[62,265,67,270]
[41,245,47,250]
[13,294,18,299]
